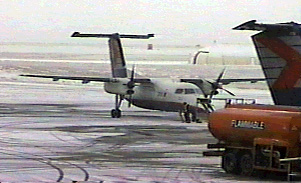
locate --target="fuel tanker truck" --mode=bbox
[204,104,301,178]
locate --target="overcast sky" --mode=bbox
[1,0,300,45]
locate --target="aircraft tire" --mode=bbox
[111,109,116,118]
[111,109,122,118]
[116,109,121,118]
[111,109,118,118]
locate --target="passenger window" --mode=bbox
[175,89,183,94]
[185,89,195,94]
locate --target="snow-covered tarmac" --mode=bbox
[0,58,279,182]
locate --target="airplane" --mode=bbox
[233,20,301,106]
[20,32,265,119]
[191,43,259,65]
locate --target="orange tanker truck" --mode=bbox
[204,104,301,179]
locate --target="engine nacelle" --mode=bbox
[104,79,134,95]
[201,80,217,96]
[127,90,134,95]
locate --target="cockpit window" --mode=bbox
[175,89,183,94]
[185,89,195,94]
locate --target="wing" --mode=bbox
[181,78,265,97]
[218,78,265,85]
[181,78,265,85]
[20,74,114,83]
[20,74,152,84]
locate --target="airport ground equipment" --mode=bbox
[204,104,301,180]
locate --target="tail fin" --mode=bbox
[233,20,301,106]
[108,34,127,78]
[71,32,154,78]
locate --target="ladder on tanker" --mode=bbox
[280,157,301,181]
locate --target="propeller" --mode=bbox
[222,88,235,96]
[127,65,135,107]
[209,68,235,99]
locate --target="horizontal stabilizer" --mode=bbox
[233,20,300,34]
[71,32,154,39]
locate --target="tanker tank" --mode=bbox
[209,104,301,147]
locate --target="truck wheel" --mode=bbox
[240,153,253,176]
[222,152,239,174]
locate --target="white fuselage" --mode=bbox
[105,78,207,112]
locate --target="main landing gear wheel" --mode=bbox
[111,94,123,118]
[111,109,121,118]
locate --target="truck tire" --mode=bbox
[222,152,239,174]
[240,153,254,176]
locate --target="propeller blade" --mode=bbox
[127,65,136,89]
[208,68,227,99]
[222,88,235,96]
[128,65,135,108]
[216,68,226,83]
[130,65,135,81]
[128,95,132,108]
[207,80,213,85]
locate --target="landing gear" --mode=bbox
[111,109,121,118]
[111,94,124,118]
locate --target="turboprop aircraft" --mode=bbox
[234,20,301,106]
[21,32,264,118]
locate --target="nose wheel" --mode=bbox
[111,94,123,118]
[111,108,121,118]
